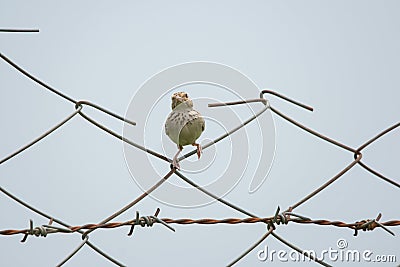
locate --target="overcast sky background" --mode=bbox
[1,1,399,266]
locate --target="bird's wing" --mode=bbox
[200,115,205,132]
[165,114,170,135]
[165,124,169,135]
[189,110,205,132]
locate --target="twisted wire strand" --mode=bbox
[0,51,174,265]
[207,91,398,265]
[174,170,333,266]
[78,102,270,239]
[75,87,272,243]
[3,216,397,238]
[208,92,363,212]
[0,52,157,265]
[2,88,396,267]
[206,92,337,266]
[207,93,337,265]
[0,186,125,266]
[0,53,136,265]
[0,50,398,266]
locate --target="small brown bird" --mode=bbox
[165,92,205,169]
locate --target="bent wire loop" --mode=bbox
[0,49,398,267]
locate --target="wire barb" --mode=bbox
[20,219,72,242]
[0,51,398,267]
[3,215,397,238]
[127,209,175,236]
[354,213,395,236]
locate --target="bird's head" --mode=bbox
[171,91,193,110]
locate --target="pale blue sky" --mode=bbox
[1,1,399,266]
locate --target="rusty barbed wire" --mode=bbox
[207,91,399,265]
[2,213,397,238]
[0,185,126,266]
[1,45,398,267]
[0,209,175,239]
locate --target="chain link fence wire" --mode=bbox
[1,31,399,266]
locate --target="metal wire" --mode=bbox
[0,186,125,266]
[77,110,171,163]
[0,52,77,104]
[270,232,332,267]
[356,122,400,188]
[1,49,398,267]
[82,169,175,238]
[0,29,39,32]
[3,215,397,237]
[2,212,393,267]
[174,170,333,266]
[206,90,399,265]
[75,100,136,126]
[179,101,270,161]
[289,154,362,211]
[56,236,89,267]
[0,106,82,165]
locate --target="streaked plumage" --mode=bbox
[165,92,205,169]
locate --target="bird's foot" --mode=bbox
[192,143,202,159]
[172,156,180,170]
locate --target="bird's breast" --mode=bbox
[165,109,204,146]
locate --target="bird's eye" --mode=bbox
[184,93,188,98]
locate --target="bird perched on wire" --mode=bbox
[165,92,205,169]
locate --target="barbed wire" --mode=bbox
[1,31,399,266]
[2,212,397,239]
